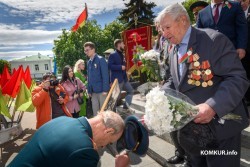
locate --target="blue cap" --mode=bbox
[116,115,149,156]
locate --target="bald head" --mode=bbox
[99,110,125,134]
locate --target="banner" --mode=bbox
[122,26,152,69]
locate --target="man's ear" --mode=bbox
[180,15,187,24]
[105,128,115,135]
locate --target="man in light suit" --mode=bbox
[157,3,249,167]
[197,0,248,59]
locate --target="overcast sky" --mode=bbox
[0,0,183,60]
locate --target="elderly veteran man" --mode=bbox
[7,111,129,167]
[157,3,249,167]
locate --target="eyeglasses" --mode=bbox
[84,48,92,53]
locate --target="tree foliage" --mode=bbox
[0,59,11,74]
[119,0,156,30]
[53,20,125,73]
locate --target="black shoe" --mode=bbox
[179,160,192,167]
[166,155,184,164]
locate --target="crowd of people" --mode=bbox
[8,0,250,167]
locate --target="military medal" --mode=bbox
[195,81,201,86]
[192,53,200,61]
[194,61,200,67]
[188,79,193,84]
[207,80,213,86]
[205,69,211,75]
[179,48,193,64]
[202,82,208,87]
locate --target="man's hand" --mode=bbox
[115,152,130,167]
[122,65,126,71]
[237,48,246,59]
[102,92,108,96]
[193,103,216,124]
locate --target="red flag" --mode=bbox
[12,68,16,75]
[2,66,24,98]
[72,3,88,32]
[123,26,152,69]
[24,66,32,88]
[0,65,11,88]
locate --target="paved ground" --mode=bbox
[0,111,36,167]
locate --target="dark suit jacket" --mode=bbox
[163,27,249,141]
[108,50,128,83]
[197,1,247,49]
[246,7,250,54]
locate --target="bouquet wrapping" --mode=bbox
[144,87,198,135]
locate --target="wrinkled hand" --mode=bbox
[115,152,130,167]
[237,48,246,59]
[193,103,216,124]
[58,96,64,104]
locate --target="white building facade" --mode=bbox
[10,53,54,79]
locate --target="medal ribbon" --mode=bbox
[201,60,210,69]
[178,53,189,64]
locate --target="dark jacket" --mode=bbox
[108,50,128,83]
[197,1,248,49]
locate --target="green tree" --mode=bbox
[53,20,125,73]
[103,20,125,49]
[0,60,11,74]
[119,0,156,30]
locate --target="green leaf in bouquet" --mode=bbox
[221,113,242,120]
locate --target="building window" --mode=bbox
[45,64,48,70]
[35,64,39,71]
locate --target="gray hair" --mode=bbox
[157,3,190,25]
[74,59,85,73]
[101,110,125,135]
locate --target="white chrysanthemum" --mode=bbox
[140,49,159,61]
[175,113,182,122]
[144,86,174,135]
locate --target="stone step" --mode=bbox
[120,95,250,167]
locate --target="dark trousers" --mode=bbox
[190,133,241,167]
[170,131,188,159]
[72,111,80,118]
[241,56,250,101]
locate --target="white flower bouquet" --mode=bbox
[144,87,242,136]
[140,50,161,81]
[140,49,159,61]
[144,87,198,135]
